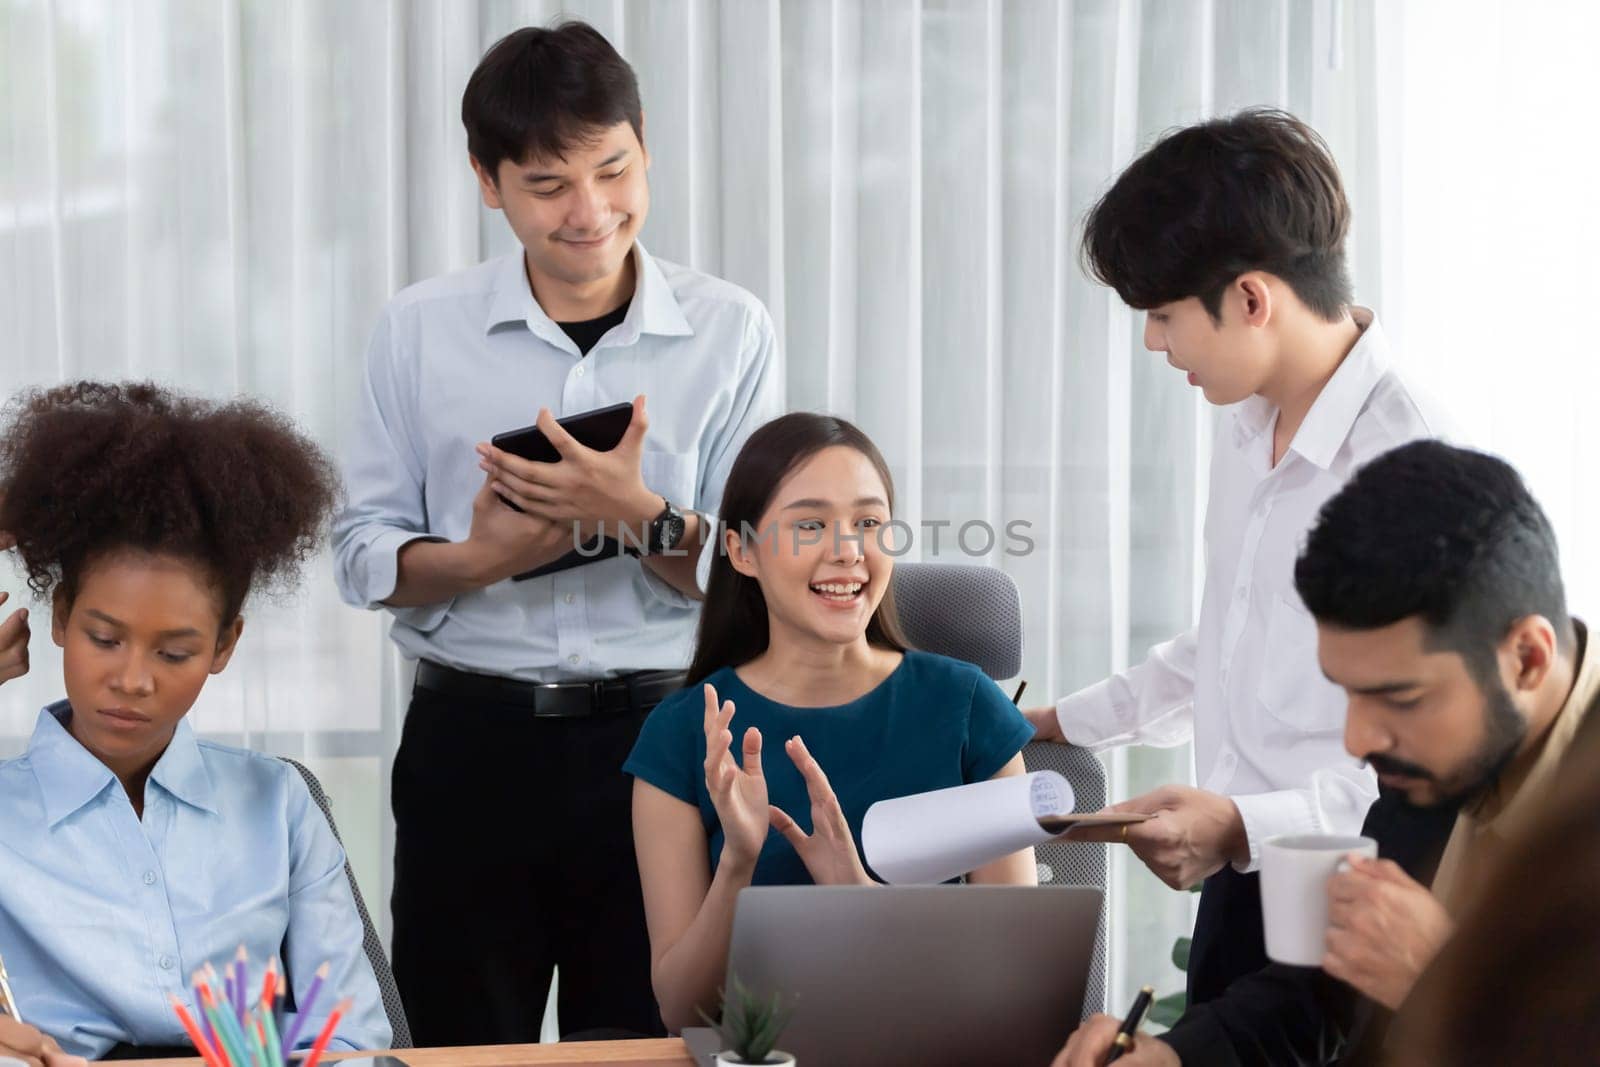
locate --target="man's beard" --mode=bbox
[1367,680,1527,807]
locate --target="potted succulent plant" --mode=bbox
[700,974,796,1066]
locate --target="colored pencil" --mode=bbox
[300,998,350,1067]
[233,946,250,1023]
[272,982,287,1061]
[260,998,285,1067]
[169,995,227,1067]
[198,966,242,1065]
[204,981,252,1067]
[260,957,278,1012]
[244,1011,267,1067]
[278,961,328,1053]
[193,977,219,1053]
[204,962,222,999]
[202,995,245,1067]
[173,951,366,1067]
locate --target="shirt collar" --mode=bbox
[1227,307,1391,471]
[146,716,219,815]
[28,703,117,827]
[1470,619,1598,834]
[28,703,218,827]
[482,242,694,348]
[483,250,542,336]
[1428,620,1597,915]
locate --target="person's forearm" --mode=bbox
[1056,627,1200,749]
[969,845,1039,885]
[385,538,487,607]
[652,852,756,1032]
[641,512,707,601]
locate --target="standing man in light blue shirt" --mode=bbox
[329,21,781,1047]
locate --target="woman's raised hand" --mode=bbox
[769,736,873,886]
[701,683,772,868]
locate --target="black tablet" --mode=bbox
[491,400,634,463]
[490,401,637,581]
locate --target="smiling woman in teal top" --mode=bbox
[624,413,1037,1032]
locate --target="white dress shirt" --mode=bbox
[330,243,782,682]
[1055,310,1448,870]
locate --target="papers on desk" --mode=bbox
[862,771,1151,884]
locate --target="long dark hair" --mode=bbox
[687,413,910,684]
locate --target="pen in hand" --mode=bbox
[0,949,21,1023]
[1104,984,1154,1064]
[1011,680,1027,705]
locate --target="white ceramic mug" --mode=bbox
[1259,833,1378,966]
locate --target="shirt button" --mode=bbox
[1235,586,1248,602]
[568,654,581,665]
[575,365,586,377]
[142,870,157,886]
[159,955,175,971]
[564,593,576,605]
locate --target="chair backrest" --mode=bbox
[280,758,413,1049]
[889,561,1023,680]
[1023,741,1110,1017]
[890,561,1109,1016]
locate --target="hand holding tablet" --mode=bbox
[478,398,663,581]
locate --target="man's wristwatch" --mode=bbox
[626,497,686,557]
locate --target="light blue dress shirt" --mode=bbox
[330,243,783,682]
[0,704,391,1059]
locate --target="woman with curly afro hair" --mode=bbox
[0,381,392,1061]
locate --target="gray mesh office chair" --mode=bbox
[889,561,1110,1016]
[280,758,413,1048]
[1020,743,1110,1016]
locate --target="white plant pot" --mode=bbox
[715,1051,795,1066]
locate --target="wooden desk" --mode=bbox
[119,1038,696,1066]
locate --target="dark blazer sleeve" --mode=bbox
[1157,797,1460,1067]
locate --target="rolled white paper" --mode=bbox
[863,770,1076,884]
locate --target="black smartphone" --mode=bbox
[491,400,634,464]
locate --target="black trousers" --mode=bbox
[1186,865,1269,1007]
[390,684,666,1046]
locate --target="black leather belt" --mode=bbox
[414,660,687,718]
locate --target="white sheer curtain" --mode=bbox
[10,0,1592,1024]
[1383,0,1600,615]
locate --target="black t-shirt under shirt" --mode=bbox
[558,299,631,356]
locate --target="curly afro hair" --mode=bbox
[0,380,341,625]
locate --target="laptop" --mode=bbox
[711,885,1102,1066]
